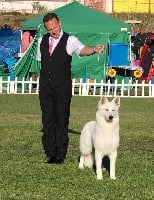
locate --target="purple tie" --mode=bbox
[49,37,54,55]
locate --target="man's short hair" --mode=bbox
[43,13,59,23]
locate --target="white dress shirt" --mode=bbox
[36,30,85,61]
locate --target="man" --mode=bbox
[36,13,104,164]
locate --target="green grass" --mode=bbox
[0,95,154,200]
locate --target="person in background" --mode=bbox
[21,31,34,53]
[36,13,104,164]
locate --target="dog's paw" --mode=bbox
[96,175,103,180]
[110,176,116,180]
[79,163,84,169]
[102,167,106,171]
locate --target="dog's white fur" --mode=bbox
[79,96,120,180]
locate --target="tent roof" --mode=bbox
[22,1,130,33]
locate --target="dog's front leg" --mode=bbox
[95,150,103,180]
[109,151,117,180]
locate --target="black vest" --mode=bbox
[39,32,72,88]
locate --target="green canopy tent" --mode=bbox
[14,1,131,81]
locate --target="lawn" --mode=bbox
[0,95,154,200]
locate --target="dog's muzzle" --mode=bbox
[109,115,113,120]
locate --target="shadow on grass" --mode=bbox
[39,128,80,135]
[69,129,80,135]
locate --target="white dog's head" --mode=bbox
[97,96,120,122]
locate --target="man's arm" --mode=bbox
[36,37,42,61]
[79,45,104,56]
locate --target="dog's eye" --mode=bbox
[105,109,109,111]
[112,110,115,111]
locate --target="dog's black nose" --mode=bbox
[109,115,113,120]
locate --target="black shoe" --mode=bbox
[56,154,65,164]
[46,156,57,164]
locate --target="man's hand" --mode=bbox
[94,45,105,54]
[80,45,105,56]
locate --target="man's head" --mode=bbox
[43,13,61,39]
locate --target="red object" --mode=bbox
[141,63,154,82]
[21,31,33,53]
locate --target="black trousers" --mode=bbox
[39,81,72,158]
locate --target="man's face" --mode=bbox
[44,18,61,39]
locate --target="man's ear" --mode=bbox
[59,20,62,28]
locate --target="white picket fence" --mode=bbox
[0,76,154,97]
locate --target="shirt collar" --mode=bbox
[49,30,63,41]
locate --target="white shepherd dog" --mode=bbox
[79,96,120,180]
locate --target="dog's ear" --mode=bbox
[100,96,108,105]
[112,96,120,108]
